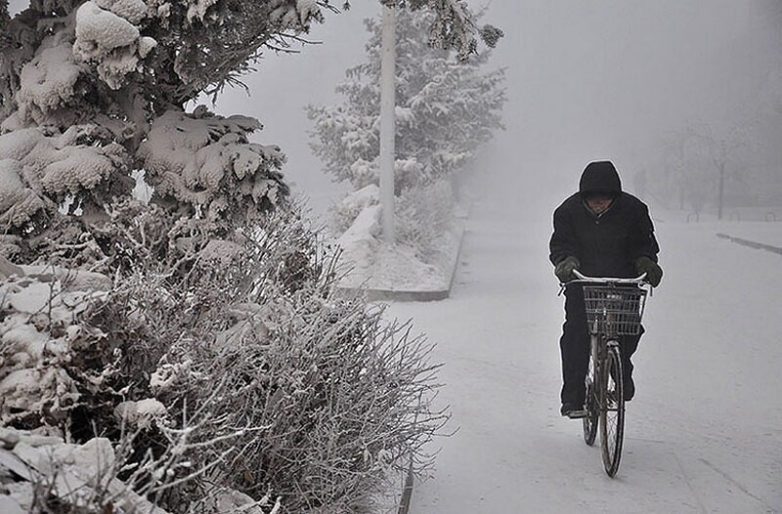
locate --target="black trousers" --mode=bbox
[559,285,642,405]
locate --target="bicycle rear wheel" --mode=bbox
[600,345,625,477]
[583,370,598,446]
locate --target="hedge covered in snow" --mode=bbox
[0,207,446,512]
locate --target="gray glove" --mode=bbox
[554,256,580,283]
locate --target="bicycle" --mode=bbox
[561,270,650,477]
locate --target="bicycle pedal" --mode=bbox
[566,409,589,419]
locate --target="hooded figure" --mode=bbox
[551,160,659,278]
[549,160,662,416]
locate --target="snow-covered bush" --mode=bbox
[330,183,380,235]
[333,179,456,263]
[0,207,445,513]
[0,106,286,269]
[395,179,455,261]
[0,430,171,513]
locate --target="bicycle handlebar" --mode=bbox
[571,270,648,284]
[557,270,651,297]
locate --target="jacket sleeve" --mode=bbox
[549,205,579,266]
[629,204,660,262]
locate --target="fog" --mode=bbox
[7,0,781,218]
[204,0,782,220]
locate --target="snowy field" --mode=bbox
[385,199,782,513]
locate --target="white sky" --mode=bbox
[206,1,782,218]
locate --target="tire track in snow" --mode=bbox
[698,457,778,512]
[674,453,709,514]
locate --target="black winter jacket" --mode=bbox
[549,192,660,278]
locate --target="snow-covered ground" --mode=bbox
[714,222,782,248]
[385,199,782,513]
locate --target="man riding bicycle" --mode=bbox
[549,160,662,417]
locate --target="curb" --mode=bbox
[396,456,415,514]
[716,233,782,256]
[339,222,467,302]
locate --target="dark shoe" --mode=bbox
[560,402,579,417]
[623,376,635,402]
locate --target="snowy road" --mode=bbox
[385,200,782,513]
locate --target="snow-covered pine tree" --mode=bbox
[308,7,506,193]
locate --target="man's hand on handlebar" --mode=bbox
[634,257,663,287]
[554,256,580,283]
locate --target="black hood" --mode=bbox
[579,161,622,196]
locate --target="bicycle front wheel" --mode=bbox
[599,344,625,477]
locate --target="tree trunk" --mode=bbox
[379,3,396,243]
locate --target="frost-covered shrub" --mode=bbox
[0,206,445,513]
[395,179,455,260]
[330,183,380,235]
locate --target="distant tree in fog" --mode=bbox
[693,125,748,219]
[660,123,748,219]
[307,7,506,193]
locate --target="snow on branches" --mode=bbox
[0,265,111,428]
[0,1,475,510]
[308,8,506,192]
[0,124,132,232]
[139,107,288,234]
[15,36,85,126]
[380,0,503,60]
[73,0,156,90]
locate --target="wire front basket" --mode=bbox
[582,285,647,336]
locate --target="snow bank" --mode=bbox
[336,204,382,280]
[336,204,462,293]
[331,183,379,233]
[0,428,169,513]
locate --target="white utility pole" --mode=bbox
[379,2,396,243]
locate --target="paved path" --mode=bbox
[386,200,782,513]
